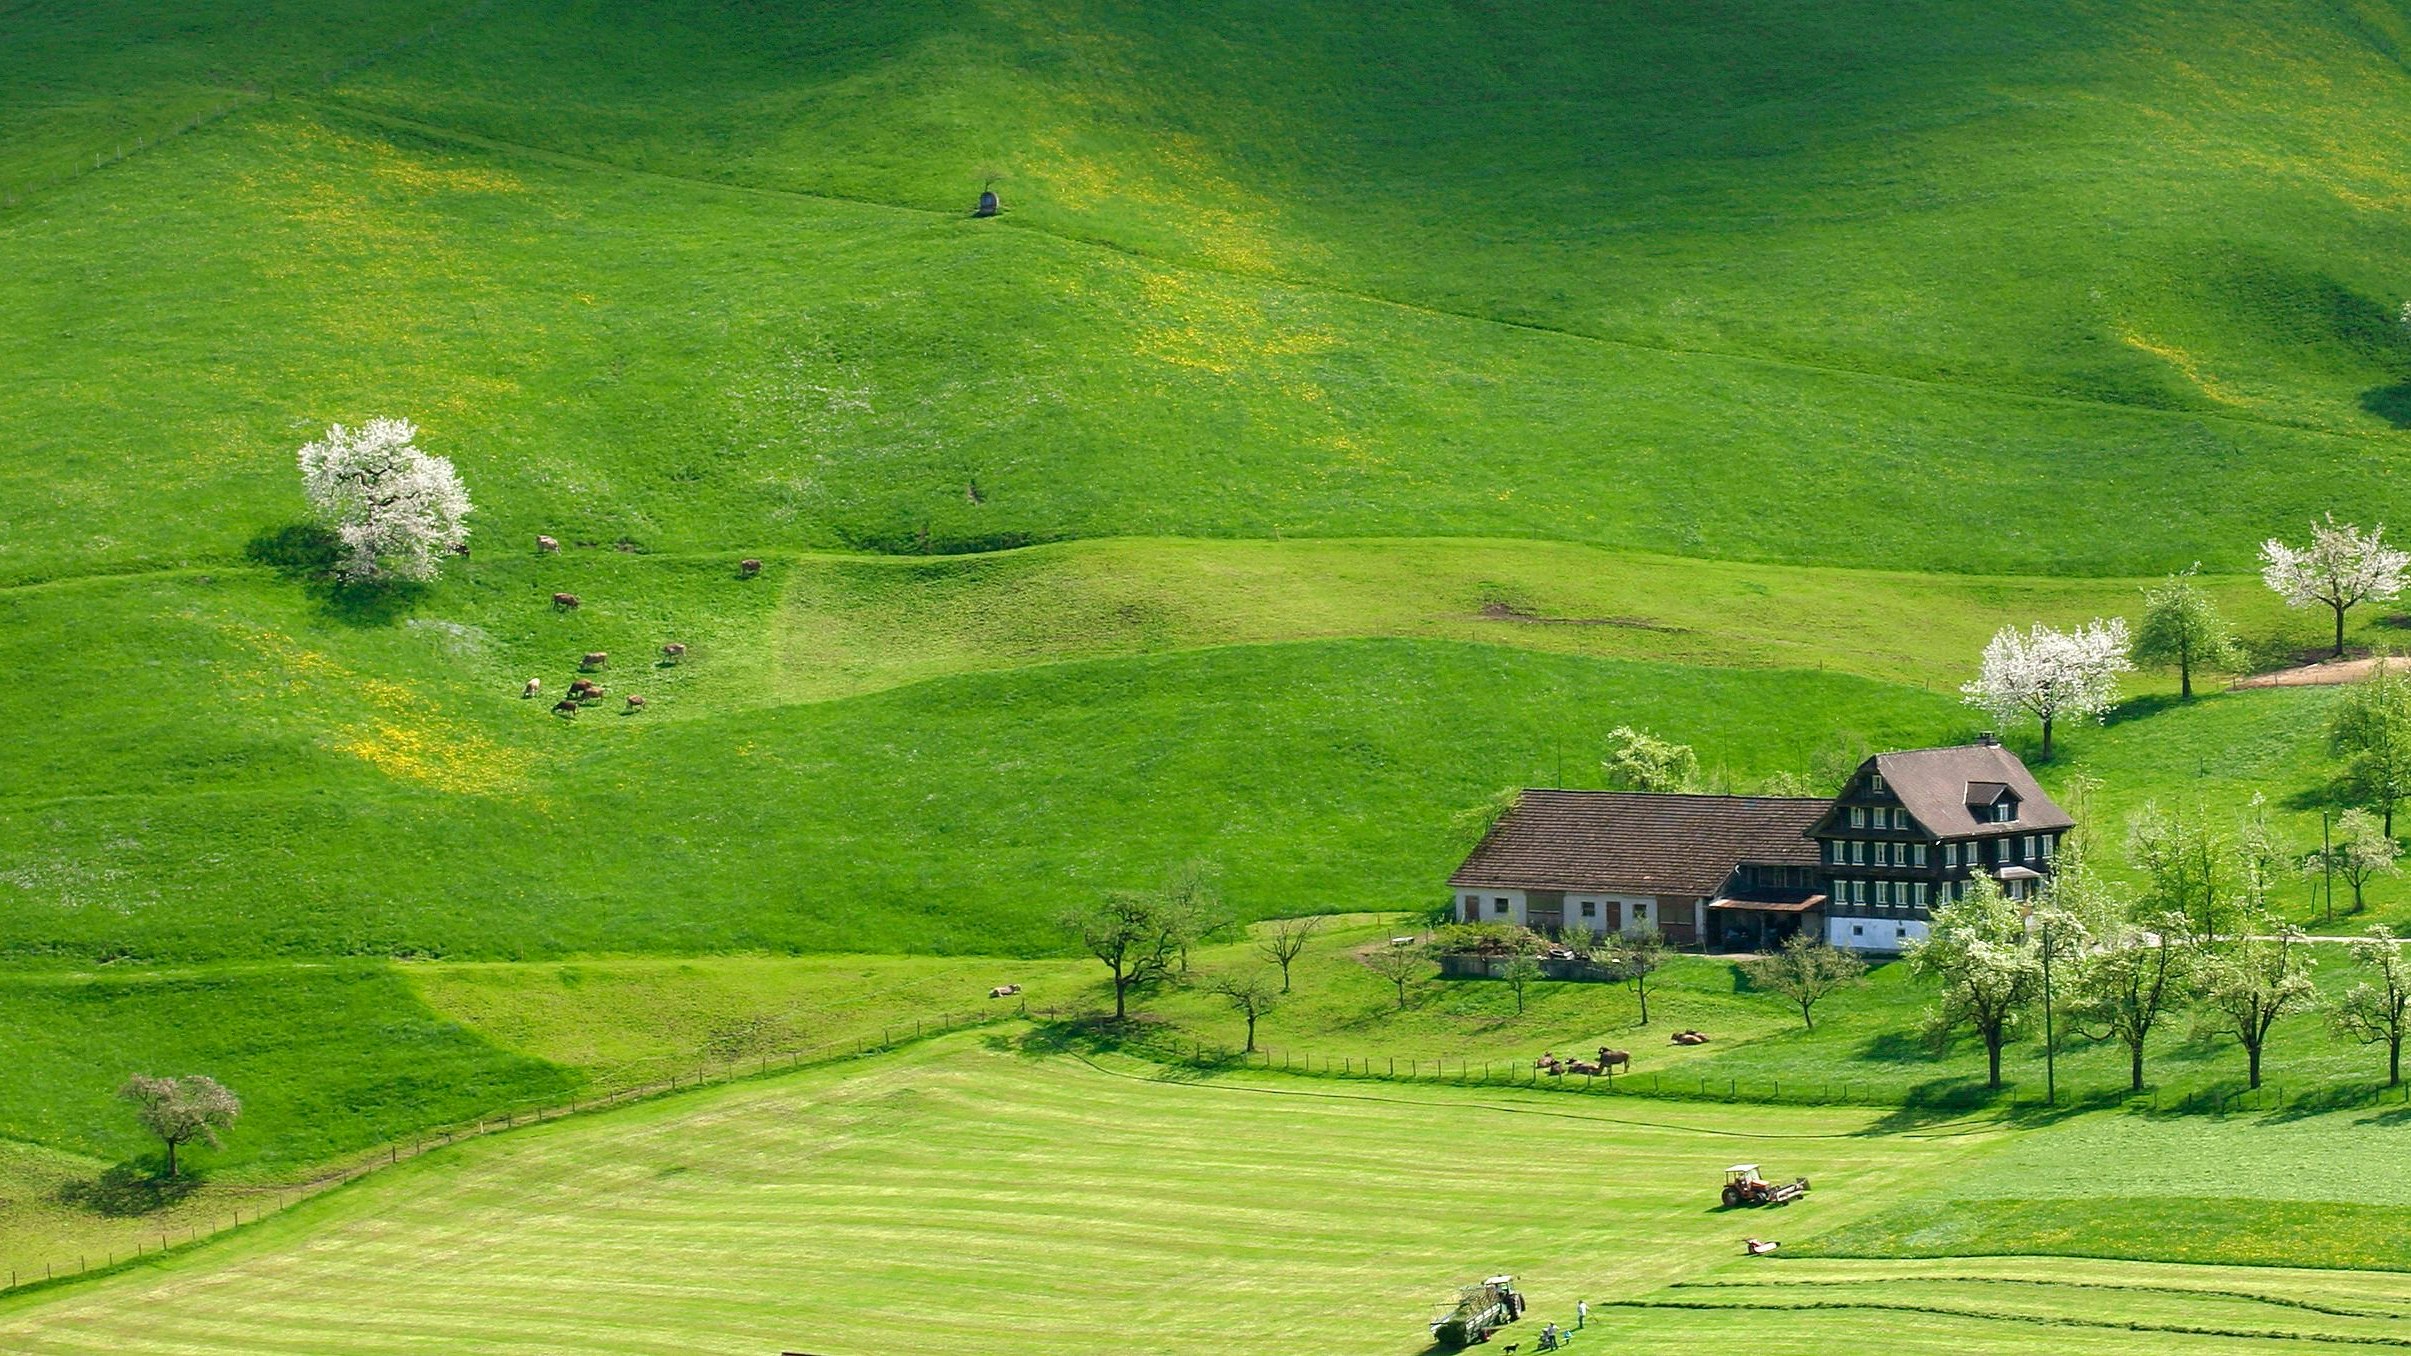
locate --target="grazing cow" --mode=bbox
[553,592,580,610]
[661,642,687,663]
[568,678,595,697]
[1597,1048,1632,1072]
[624,694,646,711]
[537,535,559,553]
[581,652,608,670]
[522,678,541,698]
[738,558,763,578]
[551,699,580,716]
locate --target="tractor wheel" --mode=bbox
[1722,1184,1744,1208]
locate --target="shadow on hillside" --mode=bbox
[245,523,428,626]
[55,1163,197,1218]
[2362,381,2411,429]
[2103,693,2186,727]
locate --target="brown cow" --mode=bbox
[624,694,646,711]
[661,642,687,663]
[551,699,580,716]
[537,535,560,553]
[738,558,763,578]
[580,652,608,670]
[1597,1048,1632,1072]
[1566,1059,1604,1077]
[553,593,580,610]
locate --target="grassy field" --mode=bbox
[12,0,2411,1338]
[7,1032,2409,1355]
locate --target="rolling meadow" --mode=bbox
[9,0,2411,1347]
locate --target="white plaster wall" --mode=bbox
[1828,916,1930,952]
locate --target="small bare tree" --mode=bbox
[1501,952,1542,1014]
[1364,939,1429,1010]
[1615,928,1672,1025]
[2332,925,2411,1086]
[119,1075,241,1178]
[1206,968,1281,1054]
[1258,915,1325,993]
[1740,933,1866,1031]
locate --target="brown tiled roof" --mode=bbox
[1449,791,1828,896]
[1865,744,2073,838]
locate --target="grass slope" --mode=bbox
[12,1034,2408,1355]
[0,638,1972,961]
[0,1033,1985,1354]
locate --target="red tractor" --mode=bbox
[1721,1164,1810,1208]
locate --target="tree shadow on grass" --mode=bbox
[2102,692,2187,727]
[2362,381,2411,429]
[244,523,427,627]
[55,1163,195,1218]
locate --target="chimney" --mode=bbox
[1976,731,2000,747]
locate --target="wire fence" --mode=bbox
[1115,1026,2411,1119]
[0,1008,1004,1298]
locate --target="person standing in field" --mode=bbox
[1576,1298,1588,1328]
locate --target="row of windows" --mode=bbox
[1460,895,1650,924]
[1828,839,1929,868]
[1830,879,1939,908]
[1827,835,2059,869]
[1845,805,1911,831]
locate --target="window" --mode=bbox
[1896,926,1908,940]
[1494,898,1509,916]
[1851,841,1866,866]
[1580,900,1597,918]
[1993,802,2012,823]
[2041,834,2057,860]
[2021,835,2036,860]
[1871,772,1885,792]
[1913,843,1929,867]
[1852,924,1865,937]
[1853,880,1868,905]
[1850,806,1866,828]
[1828,840,1844,865]
[1633,903,1649,922]
[1943,842,1958,868]
[1915,882,1929,907]
[1875,880,1892,906]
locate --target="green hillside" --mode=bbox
[12,0,2411,1272]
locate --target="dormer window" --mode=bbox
[1870,772,1886,793]
[1993,802,2012,823]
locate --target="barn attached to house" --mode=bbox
[1448,738,2073,955]
[1447,791,1829,951]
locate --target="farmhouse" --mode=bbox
[1448,739,2072,954]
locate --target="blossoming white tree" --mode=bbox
[2261,515,2408,658]
[1960,618,2133,759]
[296,418,472,583]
